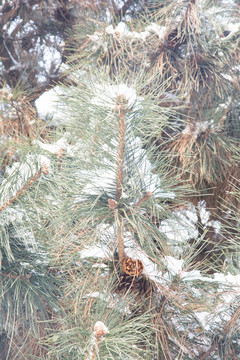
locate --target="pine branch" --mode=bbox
[89,337,101,360]
[116,97,125,202]
[117,215,125,266]
[116,96,127,267]
[0,165,48,212]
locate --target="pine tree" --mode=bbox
[73,0,240,272]
[1,1,240,359]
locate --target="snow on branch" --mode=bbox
[90,83,143,110]
[0,155,50,212]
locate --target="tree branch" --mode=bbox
[0,165,48,213]
[117,0,135,19]
[116,95,127,267]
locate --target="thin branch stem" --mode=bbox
[116,101,125,201]
[0,165,48,212]
[134,192,152,208]
[1,272,31,282]
[116,96,126,268]
[110,0,118,16]
[117,215,125,265]
[89,336,101,360]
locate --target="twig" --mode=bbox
[134,192,152,208]
[117,215,125,266]
[1,272,31,282]
[0,165,48,212]
[116,96,126,268]
[116,98,125,201]
[89,336,101,360]
[110,0,118,16]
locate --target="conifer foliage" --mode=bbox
[1,1,240,359]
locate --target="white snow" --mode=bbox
[221,73,233,82]
[79,245,111,259]
[223,22,240,37]
[34,139,64,154]
[162,256,184,276]
[34,136,75,156]
[182,120,214,138]
[145,23,168,39]
[106,22,129,36]
[85,291,131,314]
[214,273,240,287]
[91,83,143,110]
[35,86,64,124]
[161,255,240,286]
[89,31,103,42]
[81,167,116,196]
[194,311,211,331]
[159,218,196,243]
[105,22,168,42]
[3,16,22,36]
[0,206,25,225]
[159,201,215,246]
[94,321,109,336]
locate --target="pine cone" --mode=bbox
[122,257,144,276]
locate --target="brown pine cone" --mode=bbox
[122,257,144,276]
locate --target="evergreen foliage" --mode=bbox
[0,1,240,359]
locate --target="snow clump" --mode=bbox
[91,83,143,110]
